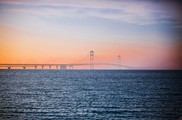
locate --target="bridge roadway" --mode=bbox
[0,63,131,70]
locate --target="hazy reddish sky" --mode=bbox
[0,0,182,69]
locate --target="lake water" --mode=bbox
[0,70,181,120]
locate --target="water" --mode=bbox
[0,70,181,120]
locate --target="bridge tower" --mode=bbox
[90,51,94,70]
[118,55,121,69]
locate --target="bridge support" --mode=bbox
[41,66,44,69]
[8,66,11,70]
[56,65,59,70]
[34,66,37,69]
[118,55,121,69]
[90,50,94,70]
[69,65,73,70]
[60,65,67,70]
[23,66,26,70]
[49,65,51,69]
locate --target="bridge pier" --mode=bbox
[69,65,73,70]
[7,66,11,70]
[49,65,51,69]
[34,66,37,69]
[41,66,44,69]
[60,65,67,70]
[23,66,26,70]
[56,66,59,70]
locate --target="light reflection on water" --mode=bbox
[0,70,182,119]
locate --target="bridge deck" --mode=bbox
[0,63,131,69]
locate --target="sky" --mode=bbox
[0,0,182,69]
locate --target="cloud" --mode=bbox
[0,0,182,25]
[176,25,182,28]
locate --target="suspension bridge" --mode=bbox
[0,51,131,70]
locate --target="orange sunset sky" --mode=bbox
[0,0,182,69]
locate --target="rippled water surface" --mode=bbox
[0,70,182,120]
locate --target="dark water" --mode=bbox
[0,70,181,120]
